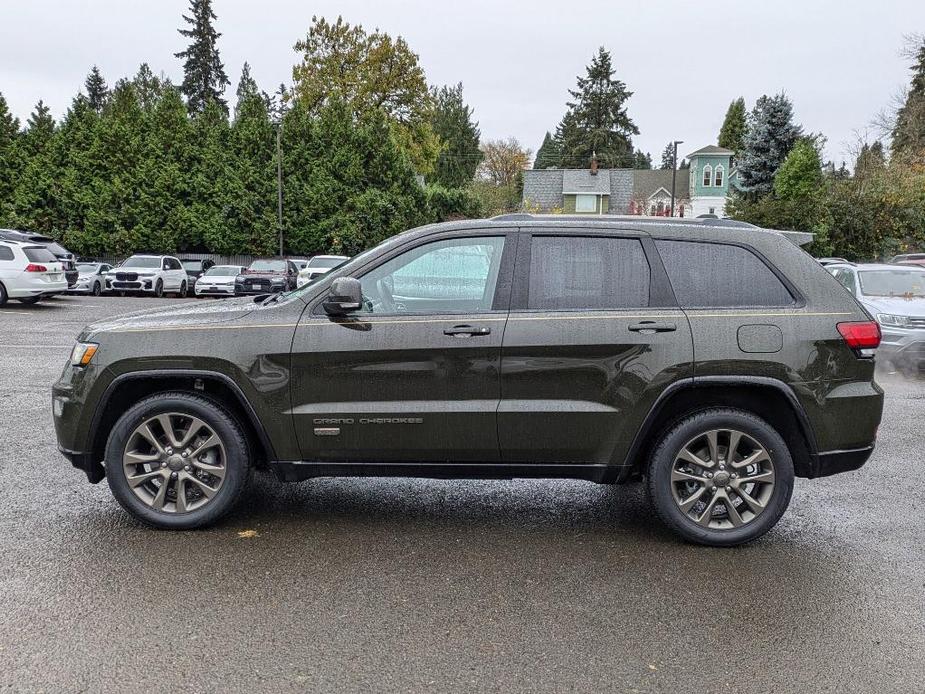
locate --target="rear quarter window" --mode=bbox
[0,246,13,261]
[655,239,794,308]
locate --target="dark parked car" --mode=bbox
[179,258,215,288]
[53,215,884,546]
[0,229,79,287]
[891,253,925,268]
[234,258,298,295]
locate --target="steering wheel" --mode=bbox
[375,276,396,313]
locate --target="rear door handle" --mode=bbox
[628,321,677,333]
[444,325,491,337]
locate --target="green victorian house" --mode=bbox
[523,145,736,218]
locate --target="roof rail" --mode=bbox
[491,213,535,221]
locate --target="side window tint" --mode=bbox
[655,239,794,308]
[527,236,650,310]
[359,236,506,314]
[0,246,13,261]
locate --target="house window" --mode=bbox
[714,165,724,187]
[709,207,716,215]
[702,165,712,187]
[575,194,597,213]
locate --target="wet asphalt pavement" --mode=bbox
[0,294,923,693]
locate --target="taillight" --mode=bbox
[837,321,881,350]
[24,264,47,273]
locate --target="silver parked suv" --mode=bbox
[828,262,925,374]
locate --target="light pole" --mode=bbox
[670,140,683,217]
[276,122,284,257]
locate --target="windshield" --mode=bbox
[120,257,162,269]
[204,265,243,276]
[307,256,346,269]
[181,260,204,270]
[76,263,100,273]
[248,260,287,272]
[859,269,925,298]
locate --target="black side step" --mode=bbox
[270,461,614,484]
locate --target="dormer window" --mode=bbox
[714,165,724,187]
[702,165,713,187]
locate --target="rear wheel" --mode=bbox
[646,408,794,547]
[17,296,41,305]
[177,281,188,298]
[0,282,6,306]
[105,392,251,529]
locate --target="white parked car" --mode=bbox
[0,239,68,305]
[69,262,113,296]
[297,254,349,287]
[194,264,246,298]
[106,255,190,297]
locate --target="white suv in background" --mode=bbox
[106,255,190,297]
[0,240,68,305]
[297,254,349,287]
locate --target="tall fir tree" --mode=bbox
[557,47,639,168]
[85,66,110,113]
[892,36,925,157]
[133,63,166,111]
[175,0,229,114]
[659,142,675,170]
[0,93,21,216]
[430,83,481,188]
[737,93,802,197]
[855,140,887,178]
[234,62,259,117]
[718,97,747,157]
[632,150,652,170]
[533,131,560,169]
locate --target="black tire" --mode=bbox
[105,391,251,529]
[17,295,41,305]
[154,279,164,298]
[93,281,102,296]
[177,281,188,298]
[0,282,7,306]
[646,408,795,547]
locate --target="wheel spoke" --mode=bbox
[671,468,705,483]
[151,479,169,509]
[178,417,207,448]
[706,431,720,465]
[726,430,742,464]
[138,423,166,455]
[126,469,166,488]
[732,449,769,470]
[724,495,745,527]
[188,434,220,460]
[191,460,225,480]
[123,450,160,467]
[156,414,182,449]
[678,485,708,513]
[186,474,219,498]
[696,493,722,526]
[733,487,766,515]
[174,476,188,513]
[677,447,712,469]
[738,469,775,485]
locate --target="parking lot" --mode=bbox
[1,294,923,692]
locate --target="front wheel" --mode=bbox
[105,392,251,529]
[646,408,794,547]
[93,281,102,296]
[153,279,164,298]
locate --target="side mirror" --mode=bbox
[322,277,363,315]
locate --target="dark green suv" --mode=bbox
[52,215,884,546]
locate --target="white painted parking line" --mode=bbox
[0,344,73,349]
[0,310,32,316]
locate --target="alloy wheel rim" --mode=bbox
[670,428,775,530]
[122,412,227,514]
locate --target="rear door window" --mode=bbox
[526,235,650,310]
[655,239,794,308]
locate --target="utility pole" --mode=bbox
[276,123,284,256]
[670,140,683,217]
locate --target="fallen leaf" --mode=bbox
[237,529,259,538]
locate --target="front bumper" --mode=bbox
[110,278,156,292]
[235,283,287,295]
[195,283,236,296]
[877,326,925,366]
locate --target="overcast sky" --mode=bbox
[2,0,923,166]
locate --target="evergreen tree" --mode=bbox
[175,0,229,114]
[855,140,886,178]
[85,66,110,113]
[430,83,481,188]
[632,150,652,170]
[659,142,675,170]
[718,97,747,157]
[133,63,166,111]
[892,36,925,157]
[0,93,21,219]
[533,131,560,169]
[12,101,59,233]
[737,93,802,197]
[234,62,260,117]
[774,138,823,200]
[678,158,689,170]
[557,47,639,168]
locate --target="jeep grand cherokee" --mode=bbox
[52,215,884,546]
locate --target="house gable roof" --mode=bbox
[687,145,734,158]
[562,169,611,194]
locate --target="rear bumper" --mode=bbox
[7,277,69,297]
[57,445,105,483]
[810,445,875,478]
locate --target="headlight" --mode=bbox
[70,342,99,367]
[877,313,909,327]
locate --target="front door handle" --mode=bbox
[444,325,491,337]
[628,321,677,333]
